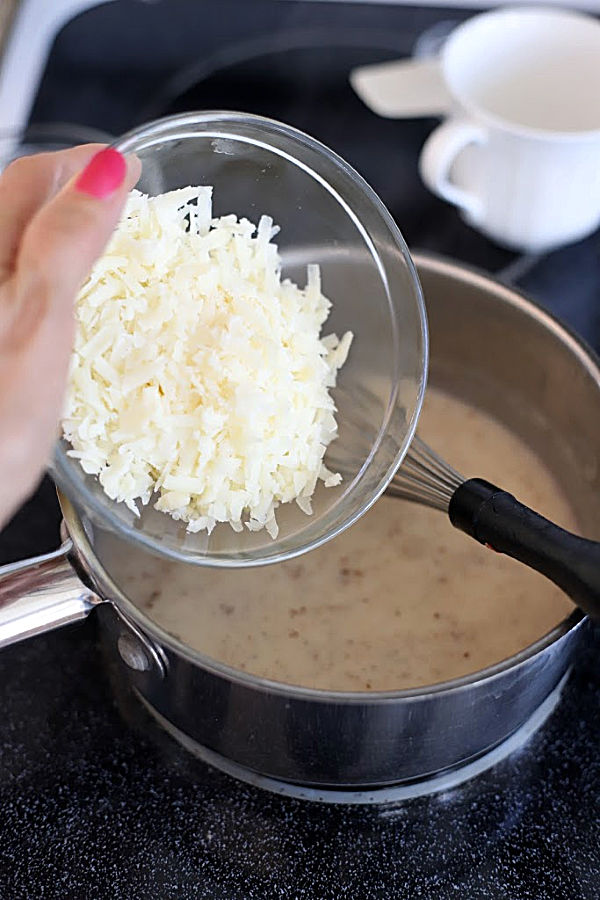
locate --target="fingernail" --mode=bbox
[74,148,127,199]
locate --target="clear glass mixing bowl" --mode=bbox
[51,111,428,567]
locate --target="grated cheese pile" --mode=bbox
[62,186,353,538]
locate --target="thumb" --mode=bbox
[18,148,141,304]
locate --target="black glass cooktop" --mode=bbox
[2,1,600,896]
[0,620,599,899]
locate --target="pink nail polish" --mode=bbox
[74,148,127,199]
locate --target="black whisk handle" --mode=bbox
[449,478,600,620]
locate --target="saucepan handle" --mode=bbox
[0,540,101,649]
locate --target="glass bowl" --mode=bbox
[51,111,428,567]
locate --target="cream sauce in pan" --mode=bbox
[103,389,575,691]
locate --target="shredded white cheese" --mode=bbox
[62,187,353,538]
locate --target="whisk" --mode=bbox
[387,435,600,620]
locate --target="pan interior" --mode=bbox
[81,257,600,696]
[90,381,577,692]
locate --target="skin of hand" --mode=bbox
[0,144,141,530]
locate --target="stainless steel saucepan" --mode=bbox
[0,254,597,788]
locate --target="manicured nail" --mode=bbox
[74,148,127,199]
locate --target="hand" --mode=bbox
[0,144,140,529]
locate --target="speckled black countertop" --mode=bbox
[1,2,600,897]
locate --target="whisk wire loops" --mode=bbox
[389,435,464,511]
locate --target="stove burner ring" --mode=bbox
[137,670,569,806]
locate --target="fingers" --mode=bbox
[0,147,141,525]
[0,143,108,280]
[7,149,141,354]
[18,148,141,308]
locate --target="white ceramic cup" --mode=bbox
[419,7,600,253]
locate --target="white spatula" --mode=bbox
[350,57,451,119]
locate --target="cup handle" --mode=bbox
[419,119,488,220]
